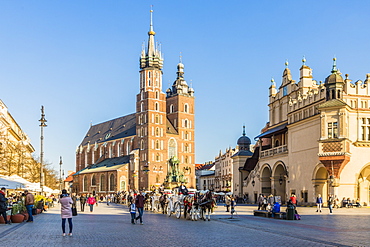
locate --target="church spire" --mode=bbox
[140,7,163,69]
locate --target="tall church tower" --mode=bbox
[136,9,167,190]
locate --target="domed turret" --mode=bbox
[237,125,251,150]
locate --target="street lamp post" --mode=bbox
[59,156,62,191]
[39,106,47,194]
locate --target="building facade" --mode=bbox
[243,59,370,206]
[0,99,35,179]
[74,11,196,195]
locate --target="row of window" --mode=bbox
[82,140,131,166]
[82,174,116,192]
[140,71,161,89]
[140,102,192,114]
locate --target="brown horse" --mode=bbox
[199,191,214,221]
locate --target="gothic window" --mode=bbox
[155,114,159,124]
[184,144,189,153]
[109,174,115,191]
[155,127,159,137]
[168,138,177,158]
[126,141,130,155]
[148,79,151,86]
[185,156,188,164]
[155,91,159,99]
[185,131,188,140]
[141,102,144,112]
[184,119,188,128]
[170,104,174,113]
[83,176,88,191]
[148,71,151,78]
[328,122,338,139]
[184,103,189,113]
[140,140,145,150]
[156,153,160,161]
[100,174,106,191]
[155,102,159,111]
[91,175,96,186]
[155,140,160,150]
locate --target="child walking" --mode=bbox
[130,201,137,224]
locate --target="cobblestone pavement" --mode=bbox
[0,202,369,247]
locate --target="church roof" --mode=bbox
[318,99,347,109]
[74,156,130,175]
[166,118,178,135]
[80,113,136,146]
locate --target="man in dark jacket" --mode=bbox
[0,187,10,224]
[80,194,86,212]
[135,191,146,225]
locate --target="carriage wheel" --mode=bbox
[175,203,182,219]
[167,204,172,217]
[153,200,159,212]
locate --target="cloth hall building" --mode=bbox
[73,11,195,195]
[241,59,370,206]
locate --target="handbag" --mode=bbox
[72,207,78,216]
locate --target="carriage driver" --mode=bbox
[179,182,189,196]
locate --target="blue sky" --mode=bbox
[1,1,370,174]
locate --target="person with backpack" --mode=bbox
[130,200,137,224]
[0,187,10,225]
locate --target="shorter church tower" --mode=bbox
[166,60,196,187]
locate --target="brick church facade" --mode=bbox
[73,11,195,195]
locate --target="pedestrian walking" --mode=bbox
[225,194,231,212]
[257,194,264,210]
[80,194,86,212]
[60,189,73,237]
[25,190,34,222]
[87,195,96,212]
[316,194,323,213]
[130,200,136,224]
[328,194,334,214]
[107,195,110,206]
[0,187,10,224]
[135,191,145,225]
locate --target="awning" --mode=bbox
[254,123,287,140]
[0,177,26,190]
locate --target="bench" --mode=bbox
[253,210,286,219]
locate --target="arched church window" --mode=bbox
[155,102,159,111]
[156,153,160,161]
[109,174,115,191]
[155,91,159,99]
[184,104,189,113]
[184,119,188,128]
[140,140,145,150]
[155,140,160,150]
[170,104,174,113]
[155,127,159,137]
[155,114,159,124]
[141,102,144,112]
[100,174,106,191]
[83,176,88,191]
[91,175,96,186]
